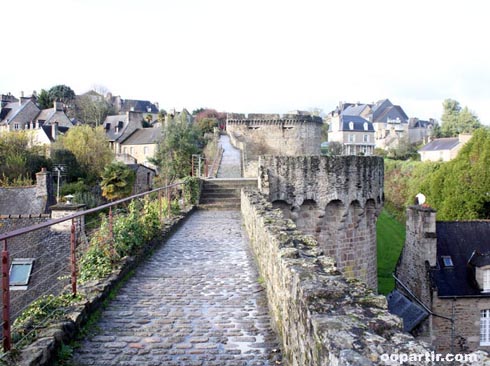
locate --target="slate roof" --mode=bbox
[431,221,490,298]
[121,100,158,113]
[0,187,46,215]
[126,164,156,173]
[387,290,429,332]
[342,104,369,116]
[419,138,459,152]
[104,114,129,141]
[36,108,56,123]
[0,102,22,124]
[122,127,161,145]
[332,115,374,132]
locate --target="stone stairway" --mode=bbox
[199,178,257,210]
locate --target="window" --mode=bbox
[481,310,490,346]
[144,146,149,155]
[10,259,34,289]
[442,256,453,267]
[484,270,490,292]
[349,121,354,130]
[13,123,20,130]
[363,134,369,143]
[363,122,368,131]
[130,147,134,155]
[348,134,355,143]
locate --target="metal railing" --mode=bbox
[0,181,188,353]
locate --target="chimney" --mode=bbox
[20,91,24,98]
[35,168,56,213]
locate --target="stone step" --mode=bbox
[199,197,241,204]
[197,202,241,210]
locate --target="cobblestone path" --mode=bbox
[71,210,281,366]
[217,134,242,178]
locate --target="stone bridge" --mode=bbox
[38,134,434,365]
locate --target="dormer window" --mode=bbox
[349,121,354,130]
[363,122,368,131]
[442,256,453,267]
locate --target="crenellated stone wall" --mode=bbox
[258,155,383,289]
[241,189,435,365]
[226,115,322,177]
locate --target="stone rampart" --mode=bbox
[241,189,433,365]
[259,155,383,289]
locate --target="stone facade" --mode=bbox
[258,155,383,289]
[226,114,322,177]
[432,295,490,353]
[240,189,437,365]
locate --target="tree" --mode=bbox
[48,84,76,104]
[37,89,52,109]
[0,131,50,185]
[75,91,113,126]
[100,162,135,201]
[151,118,201,182]
[325,141,343,156]
[195,109,226,129]
[56,125,113,181]
[440,98,481,137]
[419,128,490,220]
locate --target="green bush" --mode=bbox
[183,176,200,205]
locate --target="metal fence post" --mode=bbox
[158,190,163,223]
[2,239,11,351]
[70,219,77,296]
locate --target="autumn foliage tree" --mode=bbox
[55,125,113,182]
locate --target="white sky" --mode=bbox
[2,0,490,122]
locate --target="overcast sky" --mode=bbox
[2,0,489,122]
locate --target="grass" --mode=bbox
[377,209,406,295]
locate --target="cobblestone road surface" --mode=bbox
[217,135,242,178]
[71,210,281,366]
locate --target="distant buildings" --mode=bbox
[418,134,472,162]
[327,99,436,154]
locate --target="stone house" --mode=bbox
[127,164,156,194]
[327,114,375,155]
[393,205,490,353]
[103,111,144,155]
[0,98,72,155]
[119,127,161,169]
[418,134,472,162]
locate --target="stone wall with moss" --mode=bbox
[241,189,434,365]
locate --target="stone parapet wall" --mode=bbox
[241,189,434,365]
